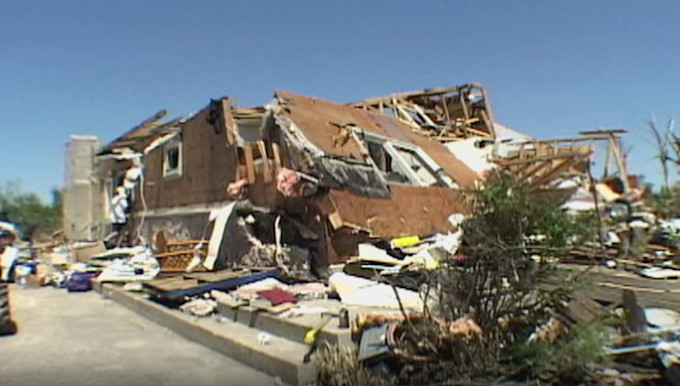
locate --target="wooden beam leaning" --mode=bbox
[518,159,554,181]
[257,140,272,182]
[510,159,538,177]
[244,145,256,184]
[530,158,580,188]
[479,109,495,139]
[607,133,631,192]
[272,142,283,171]
[458,88,472,137]
[479,87,496,137]
[220,98,237,145]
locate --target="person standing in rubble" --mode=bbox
[110,186,129,247]
[0,230,18,283]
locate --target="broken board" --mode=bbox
[144,268,280,300]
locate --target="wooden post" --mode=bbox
[608,133,631,192]
[257,140,272,182]
[272,142,283,171]
[220,99,237,145]
[244,145,256,184]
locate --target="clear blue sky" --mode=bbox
[2,0,679,198]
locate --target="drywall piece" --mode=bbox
[204,203,236,270]
[328,272,423,310]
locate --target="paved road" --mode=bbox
[0,286,276,386]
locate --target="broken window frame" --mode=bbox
[163,139,182,179]
[351,128,455,188]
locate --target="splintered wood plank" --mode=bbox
[464,126,492,137]
[480,109,495,137]
[530,158,577,188]
[244,145,256,183]
[510,160,536,176]
[519,160,553,180]
[183,270,243,283]
[257,140,272,182]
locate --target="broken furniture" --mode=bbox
[153,236,208,273]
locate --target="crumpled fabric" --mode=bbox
[230,278,290,301]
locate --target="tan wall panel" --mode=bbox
[140,106,237,210]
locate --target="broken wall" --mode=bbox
[140,104,238,210]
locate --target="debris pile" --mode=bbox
[45,83,680,384]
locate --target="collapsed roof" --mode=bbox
[270,91,480,190]
[97,110,183,158]
[350,84,496,141]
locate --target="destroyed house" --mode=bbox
[96,91,474,271]
[352,86,612,194]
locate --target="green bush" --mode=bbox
[511,324,610,384]
[0,181,61,239]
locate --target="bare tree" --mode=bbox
[647,118,675,191]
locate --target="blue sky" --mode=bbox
[1,0,679,198]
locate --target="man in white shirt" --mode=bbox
[110,186,129,247]
[0,230,18,282]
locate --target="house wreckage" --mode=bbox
[87,85,643,277]
[48,84,680,385]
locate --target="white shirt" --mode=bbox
[0,246,19,281]
[110,194,129,224]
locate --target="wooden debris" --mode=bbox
[144,268,280,300]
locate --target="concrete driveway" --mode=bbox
[0,285,276,386]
